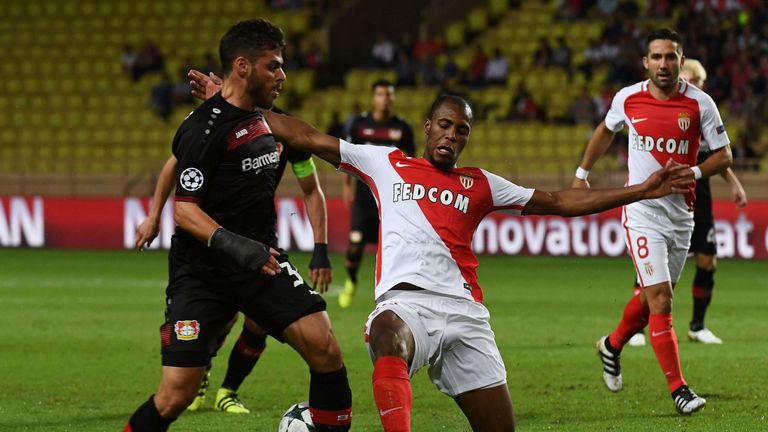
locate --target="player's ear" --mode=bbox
[234,57,249,77]
[424,119,431,135]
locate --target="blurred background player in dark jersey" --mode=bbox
[135,105,332,414]
[339,79,415,308]
[626,58,748,347]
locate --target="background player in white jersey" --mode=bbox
[571,29,733,414]
[257,93,691,431]
[627,59,748,347]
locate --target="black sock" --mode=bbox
[309,366,352,431]
[126,395,173,432]
[691,267,715,331]
[345,243,363,283]
[221,327,267,391]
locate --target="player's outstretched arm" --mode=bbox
[135,155,178,250]
[297,171,332,293]
[262,110,341,167]
[571,121,616,189]
[524,160,693,217]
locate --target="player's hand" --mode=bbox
[261,248,282,276]
[308,243,332,293]
[731,182,748,208]
[642,159,692,198]
[571,177,590,189]
[134,217,160,251]
[188,69,223,101]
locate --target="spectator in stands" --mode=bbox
[466,46,488,88]
[200,51,220,77]
[532,38,553,68]
[506,83,541,122]
[121,44,137,76]
[370,32,396,68]
[579,39,603,80]
[173,67,194,107]
[394,49,416,87]
[283,41,305,70]
[418,53,440,86]
[567,87,599,125]
[551,36,573,76]
[441,51,462,88]
[484,48,509,86]
[149,71,174,120]
[413,26,442,65]
[303,42,325,70]
[132,40,165,82]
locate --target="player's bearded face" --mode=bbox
[247,49,285,109]
[423,102,471,171]
[644,39,683,91]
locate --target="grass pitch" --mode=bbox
[0,249,765,431]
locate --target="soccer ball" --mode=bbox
[278,401,315,432]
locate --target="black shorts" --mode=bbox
[350,191,379,244]
[690,153,716,255]
[160,237,326,367]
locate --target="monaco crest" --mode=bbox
[175,320,200,341]
[678,112,690,132]
[459,175,474,189]
[644,262,654,277]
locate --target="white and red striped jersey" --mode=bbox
[339,140,534,303]
[606,79,729,220]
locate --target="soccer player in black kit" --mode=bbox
[124,19,351,432]
[339,79,414,308]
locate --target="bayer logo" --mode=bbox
[180,168,204,191]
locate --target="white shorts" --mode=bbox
[364,290,507,397]
[622,204,693,287]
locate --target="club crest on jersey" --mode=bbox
[459,175,474,189]
[175,320,200,341]
[644,262,654,277]
[388,128,403,141]
[678,112,691,132]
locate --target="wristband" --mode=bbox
[575,166,590,180]
[691,166,702,180]
[309,243,331,269]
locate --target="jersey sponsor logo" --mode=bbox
[179,168,204,191]
[392,182,470,214]
[388,128,403,141]
[631,135,690,155]
[459,175,474,189]
[678,112,691,132]
[241,150,280,173]
[631,116,648,124]
[174,320,200,341]
[716,124,726,134]
[235,128,248,138]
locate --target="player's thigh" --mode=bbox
[667,223,693,284]
[454,384,515,432]
[283,310,342,372]
[430,300,506,397]
[364,292,439,375]
[161,275,238,368]
[238,257,327,338]
[624,222,672,287]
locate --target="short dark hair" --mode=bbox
[428,94,474,124]
[219,19,286,74]
[645,28,683,54]
[371,79,394,91]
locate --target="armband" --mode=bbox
[292,158,316,179]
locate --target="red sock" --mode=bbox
[648,313,686,392]
[609,293,649,350]
[372,356,411,432]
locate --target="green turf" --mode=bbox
[0,249,765,431]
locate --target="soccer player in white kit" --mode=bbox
[571,29,733,415]
[263,94,691,431]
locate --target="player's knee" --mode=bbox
[696,256,716,272]
[370,312,412,361]
[306,332,343,372]
[155,386,198,416]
